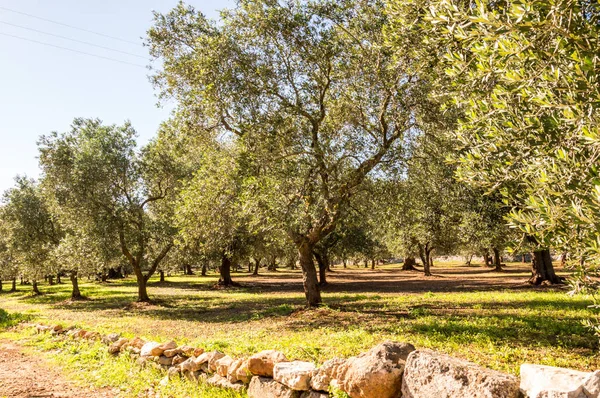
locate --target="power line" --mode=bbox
[0,5,142,46]
[0,20,148,59]
[0,32,147,68]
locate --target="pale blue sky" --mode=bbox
[0,0,232,193]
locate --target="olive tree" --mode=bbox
[38,118,176,302]
[147,0,427,307]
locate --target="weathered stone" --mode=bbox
[520,364,593,398]
[207,351,226,372]
[136,356,149,367]
[310,358,346,392]
[158,356,173,366]
[228,359,252,384]
[141,342,163,357]
[180,357,201,373]
[36,324,52,333]
[82,331,101,340]
[273,361,316,391]
[76,329,87,338]
[248,376,301,398]
[159,340,177,351]
[402,350,520,398]
[583,370,600,397]
[172,354,188,366]
[207,374,245,391]
[193,347,205,357]
[108,338,129,355]
[167,366,181,379]
[334,341,414,398]
[127,337,146,350]
[178,345,195,356]
[300,391,329,398]
[215,355,234,377]
[248,350,289,377]
[163,348,181,358]
[102,333,120,345]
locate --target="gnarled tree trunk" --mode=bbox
[11,278,16,292]
[70,271,82,300]
[298,240,322,307]
[32,280,41,295]
[418,243,433,276]
[530,249,563,285]
[493,247,503,272]
[313,251,328,286]
[402,257,417,271]
[219,254,234,286]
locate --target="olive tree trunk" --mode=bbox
[219,254,234,286]
[313,251,328,286]
[32,280,41,295]
[253,258,260,276]
[493,247,503,272]
[298,240,322,307]
[402,257,417,271]
[10,278,16,292]
[70,271,82,300]
[530,249,563,285]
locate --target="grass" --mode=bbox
[1,262,599,397]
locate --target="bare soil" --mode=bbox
[0,340,113,398]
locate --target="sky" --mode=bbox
[0,0,233,193]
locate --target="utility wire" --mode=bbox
[0,20,148,59]
[0,32,147,68]
[0,5,142,46]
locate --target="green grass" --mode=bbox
[0,262,598,397]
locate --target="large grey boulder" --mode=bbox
[248,376,301,398]
[520,364,600,398]
[273,361,317,391]
[336,341,415,398]
[402,350,520,398]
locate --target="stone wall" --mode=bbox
[35,323,600,398]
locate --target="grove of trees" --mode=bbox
[0,0,598,308]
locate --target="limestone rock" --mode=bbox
[163,348,181,358]
[300,391,329,398]
[167,366,181,379]
[172,354,188,366]
[248,376,301,398]
[583,370,600,397]
[402,350,520,398]
[248,350,289,377]
[520,364,594,398]
[193,347,205,357]
[273,361,316,391]
[178,345,195,356]
[127,337,146,350]
[216,355,234,377]
[180,357,201,373]
[102,333,120,345]
[108,338,129,355]
[207,351,226,372]
[310,358,346,392]
[158,356,173,366]
[82,331,101,340]
[206,374,245,391]
[141,342,163,357]
[228,359,252,384]
[159,340,177,351]
[335,341,415,398]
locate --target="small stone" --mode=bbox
[248,350,289,377]
[207,374,245,391]
[102,333,120,345]
[193,347,205,357]
[207,351,226,372]
[216,355,234,377]
[159,376,169,386]
[158,356,173,366]
[127,337,146,350]
[273,361,316,391]
[141,342,163,357]
[163,348,181,358]
[310,358,346,392]
[108,338,129,355]
[172,354,188,366]
[300,391,328,398]
[159,340,177,351]
[228,359,251,384]
[167,366,181,379]
[82,331,101,340]
[248,376,301,398]
[178,345,195,356]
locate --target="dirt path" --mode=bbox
[0,340,114,398]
